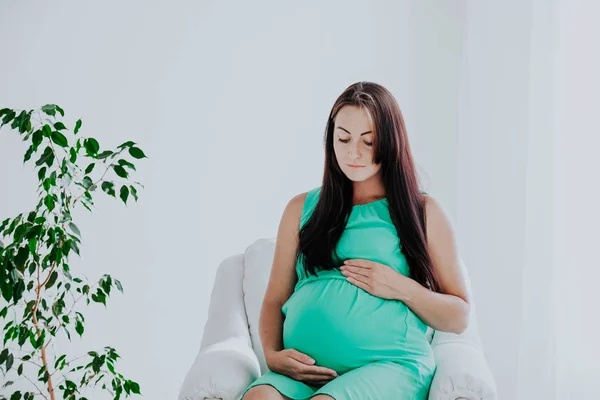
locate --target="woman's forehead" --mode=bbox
[335,106,374,134]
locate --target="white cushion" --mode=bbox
[242,238,277,374]
[178,254,260,400]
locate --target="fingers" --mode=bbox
[340,265,370,278]
[299,364,338,376]
[287,349,315,365]
[284,349,338,380]
[300,373,337,386]
[288,358,338,378]
[345,275,371,288]
[301,373,337,380]
[346,276,373,294]
[287,349,337,375]
[292,360,337,377]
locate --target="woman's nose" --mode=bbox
[348,144,361,160]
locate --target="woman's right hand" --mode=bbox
[265,349,338,387]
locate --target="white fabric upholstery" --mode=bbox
[241,238,276,375]
[178,238,497,400]
[428,341,497,400]
[178,254,261,400]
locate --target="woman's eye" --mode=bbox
[338,138,372,146]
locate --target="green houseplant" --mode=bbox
[0,105,145,400]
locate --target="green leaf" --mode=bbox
[25,224,42,239]
[1,109,16,127]
[19,112,31,134]
[46,271,58,289]
[2,281,13,302]
[44,195,55,212]
[28,237,37,253]
[91,289,106,305]
[118,159,136,171]
[117,140,136,149]
[14,246,29,271]
[11,110,25,131]
[50,131,68,147]
[0,348,8,364]
[75,319,84,336]
[119,185,129,204]
[46,152,55,167]
[0,217,10,231]
[69,222,81,237]
[31,129,43,150]
[129,185,138,201]
[113,165,128,178]
[130,381,141,394]
[82,176,93,189]
[101,181,116,197]
[70,240,80,255]
[115,279,123,293]
[84,138,99,156]
[55,105,64,117]
[6,353,14,371]
[35,146,53,167]
[23,145,34,163]
[69,147,77,163]
[74,119,82,134]
[96,150,113,159]
[49,170,56,185]
[84,163,95,174]
[54,354,67,369]
[53,122,67,131]
[41,104,56,117]
[23,124,34,140]
[14,224,27,242]
[42,124,52,137]
[129,146,146,159]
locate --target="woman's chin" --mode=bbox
[343,169,375,182]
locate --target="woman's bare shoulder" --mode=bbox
[283,192,308,223]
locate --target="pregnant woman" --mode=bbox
[242,82,471,400]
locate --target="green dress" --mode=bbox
[242,186,436,400]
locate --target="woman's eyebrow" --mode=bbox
[336,126,372,135]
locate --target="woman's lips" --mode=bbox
[348,164,364,168]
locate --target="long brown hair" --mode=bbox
[296,81,441,292]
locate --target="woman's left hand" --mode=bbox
[340,259,408,300]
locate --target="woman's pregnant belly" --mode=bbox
[281,274,433,374]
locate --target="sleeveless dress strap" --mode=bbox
[299,186,321,229]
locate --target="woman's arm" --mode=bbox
[259,192,305,363]
[395,195,471,334]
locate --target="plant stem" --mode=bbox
[33,256,56,400]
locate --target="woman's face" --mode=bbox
[333,105,381,182]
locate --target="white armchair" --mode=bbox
[178,238,497,400]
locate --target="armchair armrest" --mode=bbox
[178,254,260,400]
[428,342,497,400]
[178,336,261,400]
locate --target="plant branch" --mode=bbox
[32,255,56,400]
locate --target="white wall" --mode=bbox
[456,2,533,399]
[0,1,469,399]
[552,1,600,397]
[455,2,600,398]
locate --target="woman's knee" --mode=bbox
[242,385,289,400]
